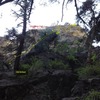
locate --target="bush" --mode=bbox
[30,56,69,70]
[31,58,44,70]
[53,42,78,61]
[20,63,31,71]
[83,90,100,100]
[20,57,44,71]
[53,42,69,54]
[77,64,100,79]
[48,59,69,70]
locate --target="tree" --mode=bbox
[6,27,22,48]
[49,0,100,63]
[13,0,34,73]
[75,0,100,62]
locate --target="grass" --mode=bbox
[77,62,100,79]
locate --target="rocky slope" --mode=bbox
[1,24,100,100]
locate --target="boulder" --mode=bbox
[0,70,78,100]
[71,80,90,96]
[47,70,78,100]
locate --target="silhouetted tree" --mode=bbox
[76,0,100,62]
[13,0,34,73]
[50,0,100,63]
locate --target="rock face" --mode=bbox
[72,78,100,97]
[57,25,85,43]
[23,32,58,58]
[0,53,10,71]
[0,70,78,100]
[47,70,78,100]
[0,69,100,100]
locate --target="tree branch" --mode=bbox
[27,0,34,20]
[0,0,14,6]
[74,0,89,27]
[61,0,65,22]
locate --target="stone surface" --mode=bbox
[72,78,100,97]
[47,70,78,100]
[0,70,78,100]
[22,32,58,59]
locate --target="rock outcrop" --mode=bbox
[23,32,58,58]
[0,70,78,100]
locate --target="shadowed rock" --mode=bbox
[22,32,57,59]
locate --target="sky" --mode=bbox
[0,0,89,37]
[0,0,80,36]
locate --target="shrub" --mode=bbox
[77,64,100,79]
[31,59,44,70]
[20,57,44,72]
[83,90,100,100]
[20,63,31,71]
[53,42,69,54]
[91,53,97,63]
[48,59,69,70]
[30,57,69,70]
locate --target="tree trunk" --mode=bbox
[86,26,96,63]
[14,35,25,71]
[14,0,27,73]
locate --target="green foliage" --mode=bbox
[83,90,100,100]
[32,59,44,70]
[73,39,85,52]
[52,25,61,35]
[20,57,44,71]
[54,37,85,61]
[31,57,69,70]
[30,58,44,70]
[48,59,69,70]
[20,63,31,71]
[53,42,69,54]
[77,63,100,79]
[70,23,77,26]
[53,42,77,61]
[91,53,97,63]
[67,48,77,61]
[24,57,69,71]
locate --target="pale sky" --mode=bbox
[0,0,85,36]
